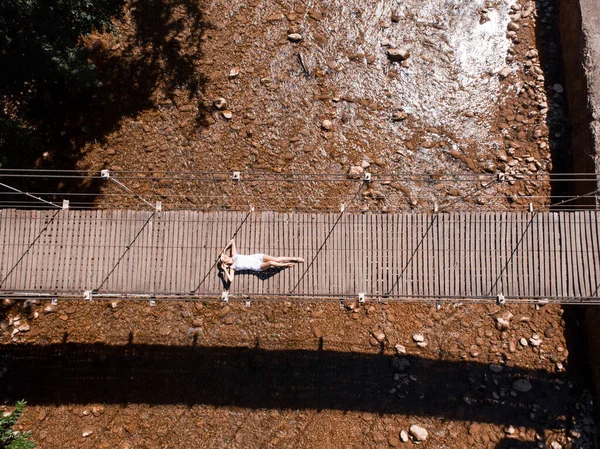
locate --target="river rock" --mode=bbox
[412,333,425,343]
[489,363,503,373]
[288,33,303,42]
[348,166,364,177]
[400,430,409,442]
[387,48,410,62]
[529,334,542,347]
[372,330,386,342]
[321,119,333,131]
[213,97,227,110]
[409,425,428,442]
[512,379,533,393]
[395,344,406,354]
[498,67,512,79]
[496,311,513,330]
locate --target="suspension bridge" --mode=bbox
[0,170,599,304]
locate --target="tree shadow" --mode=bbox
[0,0,211,207]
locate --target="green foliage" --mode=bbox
[0,400,37,449]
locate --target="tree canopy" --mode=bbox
[0,0,123,166]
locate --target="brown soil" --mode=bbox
[1,0,596,448]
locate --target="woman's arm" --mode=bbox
[224,266,235,283]
[229,239,237,256]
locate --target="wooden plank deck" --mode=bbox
[0,209,599,302]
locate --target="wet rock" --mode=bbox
[213,97,227,110]
[321,119,333,131]
[387,48,410,62]
[287,33,303,43]
[512,379,533,393]
[400,430,409,442]
[498,67,512,79]
[409,425,428,442]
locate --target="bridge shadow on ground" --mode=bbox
[0,342,575,431]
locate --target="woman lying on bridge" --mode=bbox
[218,239,304,283]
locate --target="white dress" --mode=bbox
[232,254,265,271]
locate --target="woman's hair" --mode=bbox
[218,253,231,270]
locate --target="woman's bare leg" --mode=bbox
[260,261,294,270]
[263,255,305,263]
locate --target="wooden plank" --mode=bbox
[568,211,581,297]
[523,213,533,298]
[572,211,586,297]
[587,212,600,297]
[473,211,481,296]
[593,212,600,297]
[439,213,447,298]
[384,213,392,296]
[580,210,592,297]
[542,212,552,298]
[345,213,354,295]
[0,209,10,286]
[511,213,521,298]
[183,211,193,293]
[552,212,563,299]
[188,211,200,294]
[10,210,27,290]
[88,210,102,291]
[108,210,121,292]
[31,211,48,290]
[127,211,139,292]
[0,210,8,284]
[10,211,24,290]
[538,212,547,298]
[558,212,571,298]
[11,211,27,290]
[481,212,490,297]
[116,210,130,292]
[434,213,441,297]
[132,211,145,292]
